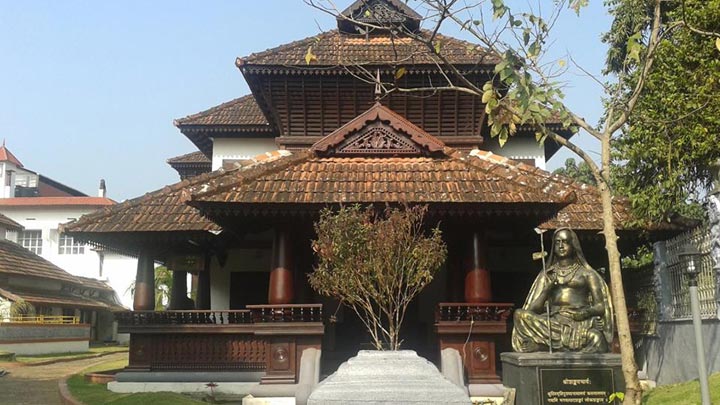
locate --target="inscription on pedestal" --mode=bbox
[539,368,616,404]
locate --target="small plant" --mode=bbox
[310,204,447,351]
[10,299,35,318]
[609,391,625,404]
[204,382,218,403]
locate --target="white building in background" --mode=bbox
[0,143,136,308]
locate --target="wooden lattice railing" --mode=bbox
[116,310,252,326]
[435,302,514,323]
[247,304,323,323]
[116,304,323,327]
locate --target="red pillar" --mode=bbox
[133,252,155,311]
[464,231,492,303]
[269,227,294,305]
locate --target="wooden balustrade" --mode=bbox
[117,304,324,384]
[436,303,514,323]
[247,304,323,323]
[435,302,514,384]
[116,310,253,326]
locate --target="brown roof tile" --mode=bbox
[62,150,294,234]
[192,150,575,206]
[237,30,500,70]
[465,151,652,230]
[0,286,124,311]
[0,213,22,231]
[0,239,81,285]
[174,94,270,127]
[167,151,211,164]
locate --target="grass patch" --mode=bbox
[643,372,720,404]
[16,345,127,364]
[66,375,205,405]
[67,357,206,405]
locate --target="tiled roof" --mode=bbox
[463,151,643,230]
[62,172,229,235]
[0,213,22,231]
[174,95,270,127]
[0,197,115,207]
[63,150,295,235]
[63,146,664,237]
[0,145,23,167]
[0,286,124,311]
[0,239,86,286]
[190,147,575,206]
[167,151,211,165]
[237,30,500,70]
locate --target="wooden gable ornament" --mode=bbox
[338,0,422,34]
[312,103,446,157]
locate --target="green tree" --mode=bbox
[126,265,173,310]
[607,0,720,223]
[553,158,597,186]
[309,205,447,350]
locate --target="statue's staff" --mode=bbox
[533,228,552,353]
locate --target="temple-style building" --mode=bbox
[63,0,677,398]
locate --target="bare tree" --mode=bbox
[309,205,447,350]
[302,0,717,402]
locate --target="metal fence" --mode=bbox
[662,227,718,320]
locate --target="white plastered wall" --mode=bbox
[211,138,279,171]
[486,136,547,170]
[0,206,136,308]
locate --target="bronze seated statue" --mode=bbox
[512,228,614,353]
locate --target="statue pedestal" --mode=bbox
[308,350,471,405]
[501,352,624,405]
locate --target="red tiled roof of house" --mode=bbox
[0,197,115,207]
[0,144,23,167]
[0,213,22,231]
[174,94,270,127]
[237,30,500,71]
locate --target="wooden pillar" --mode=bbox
[196,254,211,310]
[133,252,155,311]
[464,231,492,303]
[446,236,464,302]
[269,227,294,305]
[169,270,188,310]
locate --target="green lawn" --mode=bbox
[16,345,128,364]
[643,373,720,404]
[67,358,206,405]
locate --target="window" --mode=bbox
[59,234,84,255]
[18,230,42,254]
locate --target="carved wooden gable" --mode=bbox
[312,103,445,157]
[339,0,422,34]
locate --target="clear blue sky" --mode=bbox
[0,1,610,201]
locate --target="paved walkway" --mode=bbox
[0,352,128,405]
